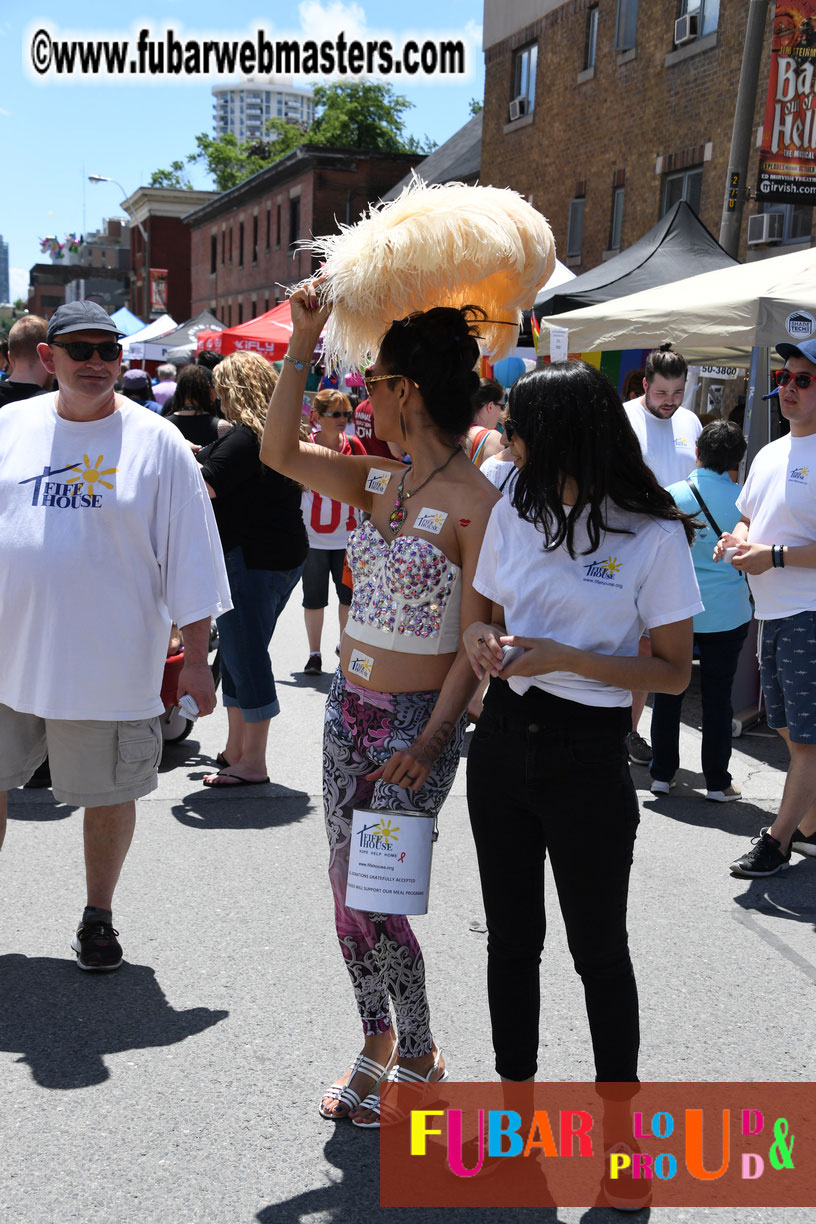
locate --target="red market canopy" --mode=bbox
[200,301,293,360]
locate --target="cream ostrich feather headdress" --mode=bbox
[299,178,555,370]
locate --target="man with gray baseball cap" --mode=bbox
[0,301,231,970]
[714,335,816,878]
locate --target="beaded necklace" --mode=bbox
[388,448,459,534]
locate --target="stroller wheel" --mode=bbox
[160,706,194,743]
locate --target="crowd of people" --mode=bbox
[0,298,813,1183]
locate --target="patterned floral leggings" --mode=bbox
[323,668,464,1058]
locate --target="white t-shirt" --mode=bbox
[0,394,231,720]
[301,489,359,550]
[480,454,517,497]
[474,496,702,707]
[736,431,816,620]
[624,399,702,488]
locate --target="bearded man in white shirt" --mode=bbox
[623,346,702,765]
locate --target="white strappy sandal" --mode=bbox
[351,1048,449,1129]
[318,1049,396,1121]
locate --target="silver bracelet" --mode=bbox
[283,352,311,372]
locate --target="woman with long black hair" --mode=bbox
[464,361,702,1093]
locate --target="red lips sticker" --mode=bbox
[459,518,471,526]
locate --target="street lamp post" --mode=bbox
[89,174,149,318]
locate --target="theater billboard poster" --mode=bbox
[757,3,816,201]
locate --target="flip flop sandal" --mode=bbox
[318,1049,395,1121]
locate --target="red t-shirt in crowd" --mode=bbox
[353,398,393,459]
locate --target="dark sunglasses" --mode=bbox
[51,340,122,362]
[321,409,353,419]
[503,418,518,441]
[774,368,816,390]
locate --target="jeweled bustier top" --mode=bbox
[345,519,463,655]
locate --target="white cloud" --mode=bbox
[298,2,369,38]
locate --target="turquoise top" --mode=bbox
[667,468,754,633]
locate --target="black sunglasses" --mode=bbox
[51,340,122,362]
[774,369,816,390]
[321,409,353,419]
[503,418,518,441]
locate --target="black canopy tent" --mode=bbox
[520,201,739,343]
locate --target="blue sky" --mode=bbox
[1,1,484,301]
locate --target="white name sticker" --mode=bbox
[348,649,374,680]
[414,507,448,534]
[365,468,392,495]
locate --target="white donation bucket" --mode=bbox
[345,807,437,916]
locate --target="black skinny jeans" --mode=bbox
[467,678,640,1083]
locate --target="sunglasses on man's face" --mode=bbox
[774,368,816,390]
[51,340,122,362]
[321,409,352,419]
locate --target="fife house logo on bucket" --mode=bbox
[357,817,401,850]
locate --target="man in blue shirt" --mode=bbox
[649,420,753,801]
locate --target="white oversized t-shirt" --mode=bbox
[736,431,816,620]
[474,496,703,707]
[624,400,702,488]
[0,394,231,720]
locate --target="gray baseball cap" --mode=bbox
[47,301,123,342]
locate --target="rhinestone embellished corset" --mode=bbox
[345,519,463,655]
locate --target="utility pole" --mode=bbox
[719,0,771,257]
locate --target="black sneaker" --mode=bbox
[71,921,123,972]
[791,828,816,857]
[625,731,652,765]
[730,831,791,878]
[304,652,322,675]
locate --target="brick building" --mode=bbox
[120,187,220,323]
[184,146,417,326]
[481,0,814,273]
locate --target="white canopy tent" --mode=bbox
[120,314,177,362]
[540,246,816,365]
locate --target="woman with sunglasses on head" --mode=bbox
[261,284,498,1128]
[301,388,367,675]
[198,351,308,788]
[463,362,701,1114]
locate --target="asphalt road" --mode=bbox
[1,592,812,1224]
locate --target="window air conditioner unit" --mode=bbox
[747,212,785,245]
[674,14,699,44]
[508,96,527,121]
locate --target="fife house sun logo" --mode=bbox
[19,455,118,509]
[357,817,401,852]
[583,555,623,587]
[789,466,809,484]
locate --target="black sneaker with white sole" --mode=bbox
[730,831,791,878]
[71,921,123,971]
[625,732,652,765]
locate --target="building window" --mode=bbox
[512,42,538,115]
[567,198,585,258]
[680,0,720,38]
[759,202,813,244]
[210,234,217,275]
[610,186,625,249]
[289,197,301,249]
[251,298,257,319]
[585,6,599,70]
[276,202,281,248]
[227,302,232,326]
[252,215,258,264]
[238,221,245,267]
[221,229,225,266]
[661,167,703,216]
[266,206,271,250]
[615,0,638,51]
[237,301,243,324]
[229,228,233,264]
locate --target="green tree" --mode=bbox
[469,97,483,115]
[148,160,194,190]
[153,81,436,194]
